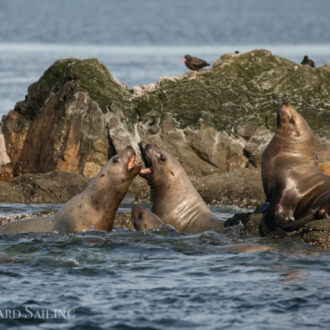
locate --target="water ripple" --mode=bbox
[0,205,329,329]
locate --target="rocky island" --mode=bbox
[0,49,329,247]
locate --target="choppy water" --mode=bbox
[0,203,330,329]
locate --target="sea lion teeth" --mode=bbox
[140,168,152,175]
[127,154,136,170]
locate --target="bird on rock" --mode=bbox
[183,54,210,79]
[301,55,315,68]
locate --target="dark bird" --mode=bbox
[301,55,315,68]
[183,54,210,79]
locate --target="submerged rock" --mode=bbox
[225,208,330,249]
[287,220,330,249]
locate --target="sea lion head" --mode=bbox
[139,144,183,184]
[131,205,163,231]
[131,205,147,230]
[276,103,313,142]
[96,146,142,184]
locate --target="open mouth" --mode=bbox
[127,153,142,172]
[138,143,153,176]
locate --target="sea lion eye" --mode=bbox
[160,155,166,162]
[113,157,119,163]
[289,116,295,125]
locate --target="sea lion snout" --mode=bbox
[278,103,294,120]
[277,103,313,140]
[139,144,166,177]
[109,146,141,175]
[144,144,155,154]
[144,144,162,158]
[124,145,135,155]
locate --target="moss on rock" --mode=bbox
[1,51,330,182]
[137,49,330,138]
[15,58,137,125]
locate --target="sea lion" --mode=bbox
[131,205,165,231]
[0,146,141,234]
[139,144,224,234]
[261,104,330,234]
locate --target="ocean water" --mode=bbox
[0,0,330,329]
[0,203,330,329]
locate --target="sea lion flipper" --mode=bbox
[267,183,298,229]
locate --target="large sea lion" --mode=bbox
[0,146,141,234]
[139,144,224,234]
[261,104,330,234]
[131,205,165,231]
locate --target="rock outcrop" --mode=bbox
[225,210,330,249]
[0,171,89,204]
[1,58,135,178]
[0,50,329,210]
[1,50,329,183]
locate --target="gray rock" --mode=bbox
[0,171,89,204]
[2,51,329,181]
[0,50,329,213]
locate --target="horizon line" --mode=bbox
[0,42,329,55]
